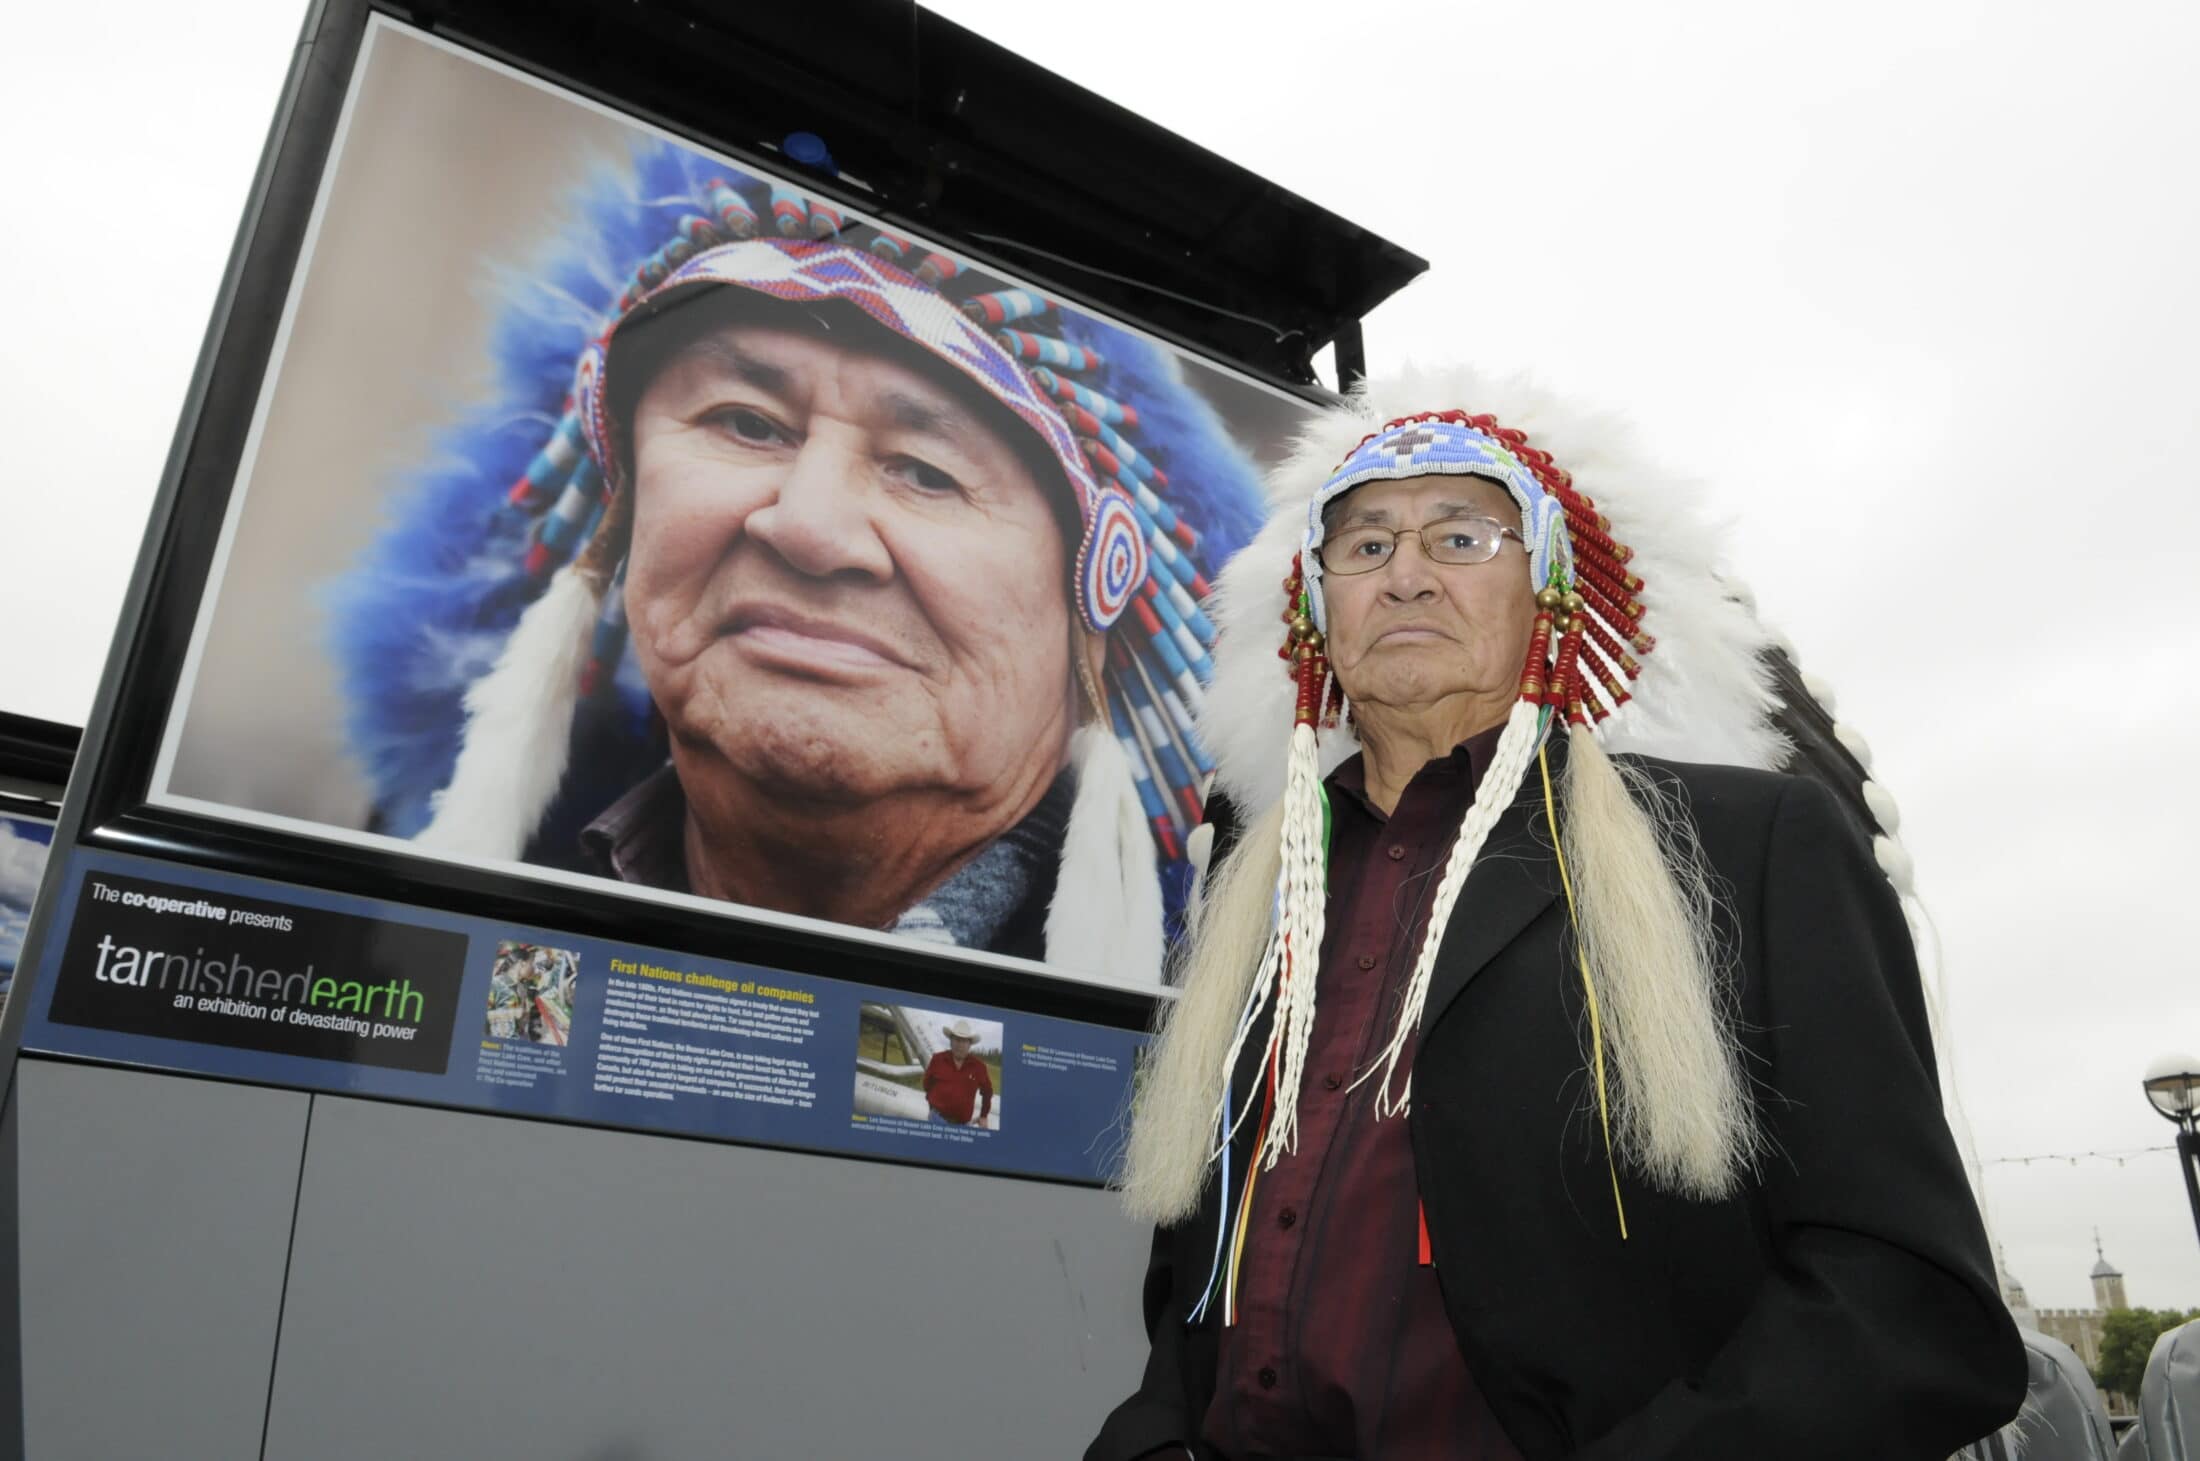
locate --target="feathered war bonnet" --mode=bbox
[1122,364,1837,1289]
[329,139,1266,977]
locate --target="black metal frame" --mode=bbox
[0,0,1423,1089]
[0,714,74,821]
[2178,1126,2200,1252]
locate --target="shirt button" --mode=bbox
[1257,1366,1278,1390]
[1322,1073,1343,1090]
[1356,954,1375,971]
[1387,845,1406,861]
[1278,1206,1297,1230]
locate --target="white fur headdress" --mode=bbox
[1121,366,1932,1319]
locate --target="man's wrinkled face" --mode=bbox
[622,307,1079,809]
[1320,474,1539,714]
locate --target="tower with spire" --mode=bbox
[2091,1229,2128,1312]
[2031,1228,2139,1382]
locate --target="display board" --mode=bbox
[0,0,1417,1197]
[22,849,1137,1181]
[143,15,1315,998]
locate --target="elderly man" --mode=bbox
[924,1019,995,1128]
[343,147,1264,978]
[1091,374,2025,1460]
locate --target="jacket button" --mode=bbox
[1386,845,1406,861]
[1257,1366,1278,1390]
[1322,1073,1343,1090]
[1356,954,1375,970]
[1278,1206,1297,1230]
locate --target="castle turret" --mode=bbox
[2092,1230,2128,1311]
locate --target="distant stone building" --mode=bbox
[2092,1241,2128,1312]
[2011,1234,2131,1413]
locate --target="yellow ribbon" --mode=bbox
[1539,742,1629,1241]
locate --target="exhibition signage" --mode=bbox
[23,850,1142,1184]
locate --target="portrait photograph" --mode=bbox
[485,940,578,1046]
[852,1002,1004,1132]
[149,16,1316,993]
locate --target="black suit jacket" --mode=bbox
[1088,741,2025,1461]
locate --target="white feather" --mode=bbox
[1045,726,1166,983]
[416,565,600,858]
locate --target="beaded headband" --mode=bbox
[568,238,1147,639]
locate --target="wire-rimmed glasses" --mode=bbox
[1318,514,1523,576]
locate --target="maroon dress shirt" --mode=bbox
[923,1051,993,1125]
[1200,727,1525,1461]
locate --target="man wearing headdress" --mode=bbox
[1089,370,2025,1459]
[335,145,1267,980]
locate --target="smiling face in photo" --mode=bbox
[619,298,1081,812]
[1319,473,1538,715]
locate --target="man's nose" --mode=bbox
[741,427,893,580]
[1378,533,1441,601]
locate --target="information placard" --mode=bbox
[23,850,1144,1185]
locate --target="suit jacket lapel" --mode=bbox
[1421,736,1566,1030]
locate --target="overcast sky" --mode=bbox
[4,0,2197,1312]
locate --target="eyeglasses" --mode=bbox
[1318,514,1524,576]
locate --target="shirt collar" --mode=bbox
[1327,719,1510,822]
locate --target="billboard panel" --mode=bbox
[148,18,1315,995]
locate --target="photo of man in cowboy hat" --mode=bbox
[923,1018,997,1130]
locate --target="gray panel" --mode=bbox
[267,1098,1153,1461]
[15,1058,310,1460]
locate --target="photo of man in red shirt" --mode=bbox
[924,1020,995,1128]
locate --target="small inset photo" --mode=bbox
[486,942,578,1046]
[853,1004,1002,1131]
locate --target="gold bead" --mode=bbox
[1535,586,1563,610]
[1290,613,1313,638]
[1562,591,1586,615]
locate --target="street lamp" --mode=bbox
[2143,1053,2200,1250]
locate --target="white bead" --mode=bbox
[1874,835,1916,895]
[1834,722,1873,771]
[1861,780,1901,834]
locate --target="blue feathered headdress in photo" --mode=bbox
[329,136,1269,972]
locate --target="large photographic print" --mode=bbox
[151,18,1314,991]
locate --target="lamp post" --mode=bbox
[2143,1053,2200,1250]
